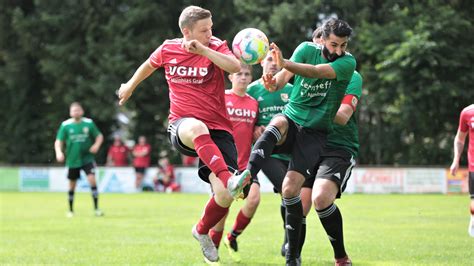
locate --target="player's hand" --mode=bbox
[449,161,459,176]
[262,73,277,92]
[89,145,100,154]
[56,152,65,163]
[117,83,134,106]
[270,43,285,68]
[182,40,207,55]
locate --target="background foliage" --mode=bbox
[1,0,472,165]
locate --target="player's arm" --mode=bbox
[89,134,104,154]
[54,139,65,163]
[182,40,240,73]
[334,94,358,125]
[282,60,336,79]
[262,69,294,92]
[450,129,467,175]
[271,42,337,79]
[118,60,157,105]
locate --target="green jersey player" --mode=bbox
[246,18,356,266]
[54,102,104,218]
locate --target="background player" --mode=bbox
[54,102,104,217]
[450,104,474,237]
[117,5,250,264]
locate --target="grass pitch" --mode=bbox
[0,192,472,265]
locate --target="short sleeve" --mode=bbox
[149,44,164,68]
[215,39,234,56]
[329,54,356,82]
[459,110,469,132]
[89,121,101,138]
[56,124,65,141]
[346,71,363,99]
[289,42,308,64]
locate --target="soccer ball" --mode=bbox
[232,28,269,65]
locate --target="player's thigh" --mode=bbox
[198,130,238,183]
[314,153,356,199]
[288,129,327,179]
[167,118,207,156]
[176,118,209,148]
[261,157,289,193]
[67,167,81,180]
[82,162,97,185]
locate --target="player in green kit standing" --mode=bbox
[54,102,104,217]
[245,18,356,266]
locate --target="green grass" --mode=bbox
[1,192,472,265]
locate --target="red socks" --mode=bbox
[193,134,232,186]
[228,210,252,241]
[196,197,229,234]
[209,229,224,248]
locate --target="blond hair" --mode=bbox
[178,6,211,30]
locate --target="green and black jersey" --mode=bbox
[56,118,101,168]
[284,42,356,132]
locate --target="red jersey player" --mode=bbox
[132,136,151,189]
[106,135,129,167]
[450,104,474,237]
[208,64,260,261]
[117,5,251,263]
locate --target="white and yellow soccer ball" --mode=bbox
[232,28,269,65]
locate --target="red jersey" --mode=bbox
[107,145,129,166]
[459,104,474,171]
[225,90,258,171]
[149,37,233,133]
[159,164,176,184]
[133,144,152,168]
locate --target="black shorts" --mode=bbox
[67,162,96,180]
[261,156,289,194]
[469,172,474,199]
[167,118,238,183]
[134,167,147,174]
[304,148,356,198]
[272,115,327,179]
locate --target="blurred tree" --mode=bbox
[0,0,472,167]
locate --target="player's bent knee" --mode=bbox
[312,192,333,210]
[268,116,288,133]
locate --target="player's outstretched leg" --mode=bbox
[247,125,282,178]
